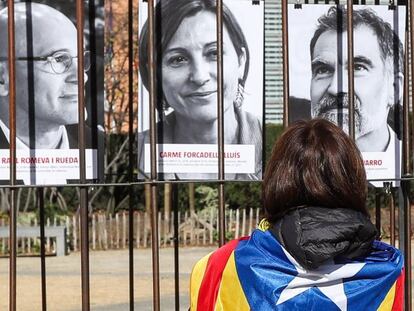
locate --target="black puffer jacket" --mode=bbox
[269,206,378,270]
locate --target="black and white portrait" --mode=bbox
[288,4,405,183]
[0,1,104,185]
[138,0,264,181]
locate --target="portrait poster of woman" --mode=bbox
[137,0,264,181]
[287,4,405,186]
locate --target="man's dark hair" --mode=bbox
[310,6,404,74]
[263,119,368,223]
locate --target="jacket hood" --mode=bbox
[269,206,378,270]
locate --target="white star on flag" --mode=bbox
[276,248,366,311]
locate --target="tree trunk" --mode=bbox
[145,183,151,231]
[23,188,32,212]
[164,183,172,234]
[189,183,195,215]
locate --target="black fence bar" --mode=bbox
[408,0,414,168]
[216,0,226,247]
[75,0,90,310]
[79,188,89,310]
[128,0,135,309]
[7,0,17,310]
[346,0,355,140]
[128,189,134,311]
[406,0,412,180]
[400,1,414,310]
[38,188,47,311]
[76,0,86,179]
[402,183,411,310]
[173,184,180,311]
[1,177,411,189]
[8,191,16,311]
[403,8,412,307]
[375,189,381,234]
[146,0,160,309]
[150,184,160,311]
[407,3,414,305]
[281,0,289,128]
[388,187,396,246]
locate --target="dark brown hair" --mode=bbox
[310,6,403,75]
[263,119,367,223]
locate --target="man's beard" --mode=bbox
[311,93,366,138]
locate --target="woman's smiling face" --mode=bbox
[161,11,246,123]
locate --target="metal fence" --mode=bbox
[1,0,414,310]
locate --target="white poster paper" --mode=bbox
[0,1,104,185]
[138,0,264,180]
[288,4,405,186]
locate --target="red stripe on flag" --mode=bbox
[391,268,404,311]
[197,237,248,311]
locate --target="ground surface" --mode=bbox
[0,247,215,311]
[0,242,412,310]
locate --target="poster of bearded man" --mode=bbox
[288,4,405,186]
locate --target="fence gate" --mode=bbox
[1,0,413,310]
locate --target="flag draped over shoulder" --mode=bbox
[190,229,404,311]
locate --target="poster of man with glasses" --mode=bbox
[0,1,104,185]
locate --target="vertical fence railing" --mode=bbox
[346,0,355,140]
[375,189,382,234]
[75,0,90,310]
[7,0,17,310]
[146,0,161,310]
[173,184,180,311]
[388,184,396,246]
[404,1,412,307]
[127,0,135,309]
[216,0,226,247]
[38,188,47,311]
[281,0,289,128]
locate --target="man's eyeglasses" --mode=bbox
[0,50,90,74]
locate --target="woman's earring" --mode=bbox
[162,99,169,112]
[157,98,168,121]
[234,82,245,108]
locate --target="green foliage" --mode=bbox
[18,212,37,226]
[213,229,234,242]
[195,185,219,210]
[92,133,145,213]
[39,203,65,220]
[225,182,261,210]
[264,123,284,166]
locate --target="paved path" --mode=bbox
[0,247,215,311]
[0,243,412,310]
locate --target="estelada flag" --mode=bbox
[190,229,404,311]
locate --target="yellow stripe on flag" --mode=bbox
[214,253,250,311]
[190,253,212,311]
[377,281,396,311]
